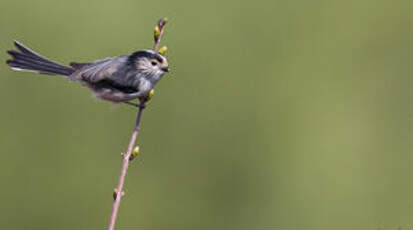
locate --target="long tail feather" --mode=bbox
[6,41,75,76]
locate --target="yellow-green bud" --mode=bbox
[158,46,167,55]
[133,146,140,155]
[147,89,155,100]
[130,146,140,160]
[154,26,161,41]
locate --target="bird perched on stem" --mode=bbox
[6,40,169,106]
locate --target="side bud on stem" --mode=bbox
[130,146,140,161]
[113,188,125,201]
[158,46,167,55]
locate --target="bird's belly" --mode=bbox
[80,78,153,103]
[81,81,142,103]
[94,88,142,102]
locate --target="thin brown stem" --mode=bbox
[107,101,146,230]
[107,17,168,230]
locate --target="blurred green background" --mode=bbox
[1,0,413,229]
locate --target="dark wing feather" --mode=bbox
[68,57,125,82]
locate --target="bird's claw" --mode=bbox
[125,101,146,109]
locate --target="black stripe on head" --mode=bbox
[128,50,164,63]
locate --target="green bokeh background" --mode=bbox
[1,0,413,229]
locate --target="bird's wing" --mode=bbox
[69,57,125,82]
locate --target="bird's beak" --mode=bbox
[161,66,169,72]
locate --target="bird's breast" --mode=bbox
[138,78,153,94]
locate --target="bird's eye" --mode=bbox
[151,61,157,66]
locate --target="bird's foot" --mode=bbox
[125,101,146,109]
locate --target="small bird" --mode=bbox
[6,41,169,107]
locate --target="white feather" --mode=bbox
[11,67,40,73]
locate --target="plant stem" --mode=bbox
[107,101,146,230]
[107,17,167,230]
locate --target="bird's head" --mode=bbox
[129,50,169,80]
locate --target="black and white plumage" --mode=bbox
[6,41,169,103]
